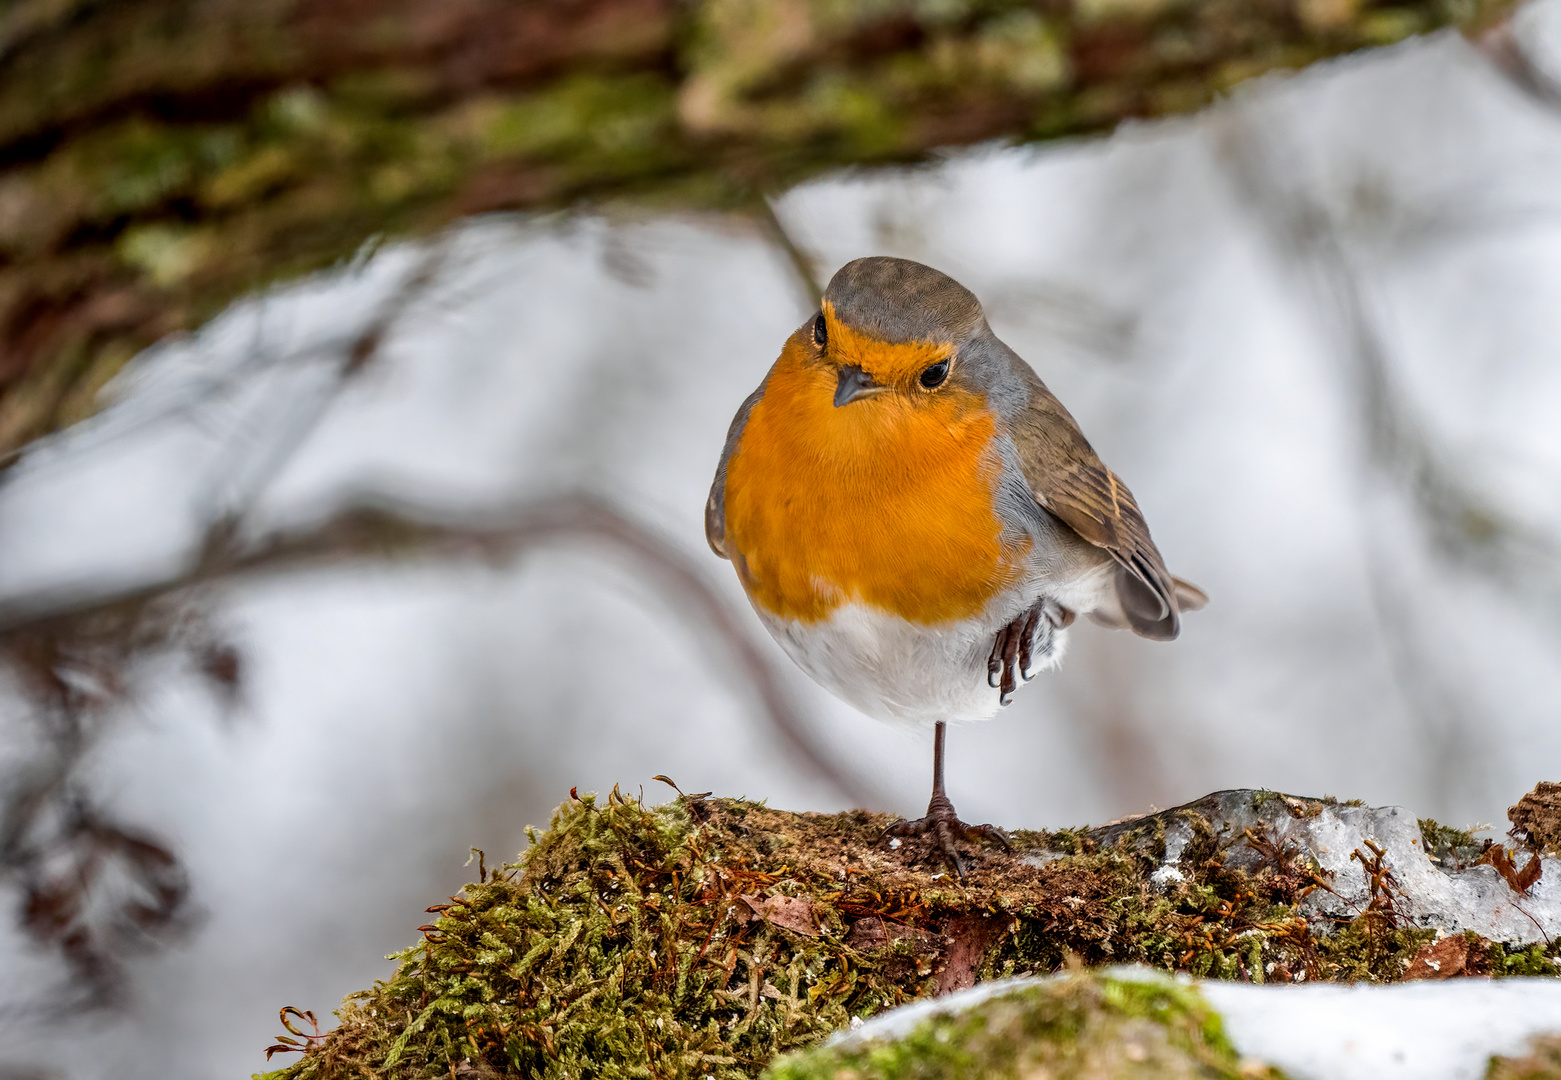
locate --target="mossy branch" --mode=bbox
[259,787,1560,1080]
[0,0,1527,456]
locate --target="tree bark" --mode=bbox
[0,0,1518,455]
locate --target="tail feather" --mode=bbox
[1116,565,1179,641]
[1112,570,1207,642]
[1173,576,1208,613]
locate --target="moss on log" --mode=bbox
[257,785,1558,1080]
[0,0,1520,456]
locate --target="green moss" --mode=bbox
[1418,818,1486,869]
[765,972,1287,1080]
[474,75,677,164]
[1496,942,1561,978]
[264,791,934,1080]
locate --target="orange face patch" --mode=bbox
[722,326,1028,626]
[820,300,951,389]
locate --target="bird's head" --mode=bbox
[756,256,1029,478]
[805,256,994,417]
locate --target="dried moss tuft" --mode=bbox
[1509,783,1561,856]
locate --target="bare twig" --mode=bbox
[1477,19,1561,114]
[754,199,825,315]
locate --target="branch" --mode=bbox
[0,0,1521,456]
[0,492,883,808]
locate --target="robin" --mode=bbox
[706,256,1204,875]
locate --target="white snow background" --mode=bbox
[5,12,1561,1078]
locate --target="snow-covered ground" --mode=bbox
[839,968,1561,1080]
[4,11,1561,1078]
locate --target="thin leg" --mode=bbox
[885,721,1011,878]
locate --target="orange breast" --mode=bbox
[723,339,1027,625]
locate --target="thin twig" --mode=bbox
[1477,18,1561,114]
[753,198,825,314]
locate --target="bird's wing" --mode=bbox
[705,383,767,559]
[1007,374,1192,641]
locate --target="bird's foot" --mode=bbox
[987,605,1041,705]
[987,599,1073,705]
[885,790,1011,879]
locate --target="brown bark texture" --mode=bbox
[0,0,1516,456]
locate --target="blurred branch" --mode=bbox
[224,492,882,809]
[0,607,198,1016]
[1214,112,1561,613]
[0,0,1520,458]
[757,199,825,313]
[1477,18,1561,110]
[1211,111,1549,804]
[0,242,453,1016]
[0,489,881,1007]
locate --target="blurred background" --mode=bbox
[2,0,1561,1075]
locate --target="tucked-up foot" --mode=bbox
[987,598,1074,705]
[885,789,1012,879]
[986,606,1038,705]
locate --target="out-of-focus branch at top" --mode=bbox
[0,0,1523,458]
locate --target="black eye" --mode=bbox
[919,359,950,389]
[813,313,827,348]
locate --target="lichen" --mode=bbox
[765,973,1288,1080]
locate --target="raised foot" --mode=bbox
[885,791,1012,879]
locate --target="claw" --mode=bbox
[999,626,1019,698]
[1017,608,1040,681]
[884,802,1012,880]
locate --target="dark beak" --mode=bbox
[834,365,884,407]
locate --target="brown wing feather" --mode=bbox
[1008,373,1184,641]
[706,382,768,560]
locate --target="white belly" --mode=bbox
[754,556,1114,726]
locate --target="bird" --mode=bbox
[705,256,1205,876]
